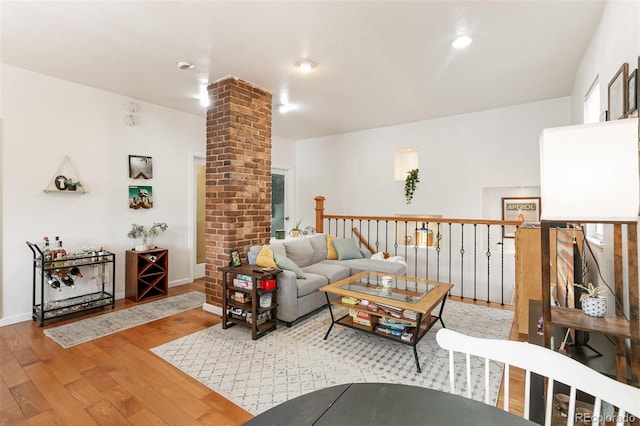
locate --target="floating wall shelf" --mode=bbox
[43,155,89,194]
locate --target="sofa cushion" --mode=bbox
[274,253,306,279]
[284,238,316,267]
[256,245,277,268]
[247,242,286,265]
[302,262,351,283]
[296,273,329,298]
[326,235,338,260]
[307,234,329,262]
[332,238,364,261]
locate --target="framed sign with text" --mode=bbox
[501,197,541,238]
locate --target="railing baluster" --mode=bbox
[448,223,452,287]
[425,222,430,281]
[500,227,505,306]
[473,224,478,302]
[486,224,492,303]
[436,222,441,282]
[393,221,398,256]
[460,224,465,299]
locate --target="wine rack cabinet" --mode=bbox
[125,248,169,302]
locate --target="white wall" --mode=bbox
[294,97,571,224]
[570,0,640,124]
[569,0,640,317]
[1,64,206,325]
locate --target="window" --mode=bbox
[583,77,604,246]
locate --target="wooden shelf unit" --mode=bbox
[540,221,639,385]
[219,264,280,340]
[514,227,583,335]
[125,248,168,302]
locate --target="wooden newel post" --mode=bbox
[315,196,325,234]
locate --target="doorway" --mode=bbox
[191,153,206,279]
[271,167,293,238]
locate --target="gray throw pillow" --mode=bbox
[274,253,306,279]
[332,238,364,261]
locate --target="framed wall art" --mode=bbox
[501,197,541,238]
[129,155,153,179]
[607,63,628,120]
[129,185,153,209]
[627,68,637,117]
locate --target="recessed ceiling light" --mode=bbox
[176,60,195,70]
[451,35,472,49]
[295,59,316,73]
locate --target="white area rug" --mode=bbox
[151,300,513,415]
[44,291,205,348]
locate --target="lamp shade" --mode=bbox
[539,118,639,222]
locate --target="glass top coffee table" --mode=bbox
[320,271,453,373]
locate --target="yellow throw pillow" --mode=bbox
[256,245,277,268]
[326,235,338,260]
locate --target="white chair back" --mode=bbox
[436,328,640,426]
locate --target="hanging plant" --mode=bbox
[404,169,419,204]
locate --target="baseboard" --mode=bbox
[203,302,222,316]
[0,312,33,327]
[169,278,192,287]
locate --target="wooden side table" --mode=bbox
[125,248,169,302]
[218,264,280,340]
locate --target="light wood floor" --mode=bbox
[1,280,527,425]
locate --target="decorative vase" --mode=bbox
[135,238,149,251]
[290,230,301,238]
[581,297,606,317]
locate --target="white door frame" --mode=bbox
[188,151,206,280]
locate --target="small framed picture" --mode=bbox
[627,69,637,117]
[608,63,629,120]
[501,197,541,238]
[129,155,153,179]
[229,249,242,267]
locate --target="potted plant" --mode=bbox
[404,169,419,204]
[289,218,304,238]
[575,282,607,317]
[147,222,168,248]
[127,222,168,251]
[65,179,82,191]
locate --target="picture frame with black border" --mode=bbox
[230,249,242,267]
[628,68,638,117]
[607,63,628,120]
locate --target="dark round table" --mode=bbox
[243,383,536,426]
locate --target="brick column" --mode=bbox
[204,77,272,309]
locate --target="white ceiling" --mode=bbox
[1,1,605,140]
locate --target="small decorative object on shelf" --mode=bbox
[230,249,242,267]
[289,218,304,238]
[404,169,419,204]
[575,282,608,317]
[127,222,168,251]
[65,179,82,191]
